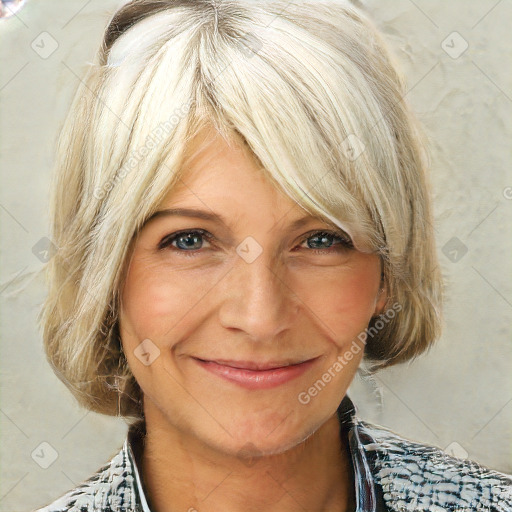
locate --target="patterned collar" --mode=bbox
[125,394,386,512]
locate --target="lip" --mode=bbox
[192,356,319,390]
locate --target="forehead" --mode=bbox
[181,126,254,178]
[147,127,339,232]
[159,127,289,209]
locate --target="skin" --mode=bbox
[119,126,387,512]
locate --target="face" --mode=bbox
[119,126,387,458]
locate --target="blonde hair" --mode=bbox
[39,0,443,421]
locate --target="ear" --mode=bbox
[373,280,388,317]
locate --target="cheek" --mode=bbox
[336,267,379,314]
[120,254,204,342]
[291,257,380,343]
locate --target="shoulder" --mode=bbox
[32,441,140,512]
[354,418,512,512]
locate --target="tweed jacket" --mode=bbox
[34,395,512,512]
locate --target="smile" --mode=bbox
[192,357,319,390]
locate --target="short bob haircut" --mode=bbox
[40,0,443,422]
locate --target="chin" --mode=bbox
[210,431,311,461]
[202,412,321,460]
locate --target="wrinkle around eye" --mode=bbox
[141,221,361,262]
[158,229,214,252]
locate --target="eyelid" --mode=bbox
[299,229,353,245]
[157,227,353,252]
[157,228,214,251]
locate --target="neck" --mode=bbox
[138,404,356,512]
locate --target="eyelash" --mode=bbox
[157,229,353,257]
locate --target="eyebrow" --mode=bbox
[143,207,330,232]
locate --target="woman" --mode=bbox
[35,0,512,511]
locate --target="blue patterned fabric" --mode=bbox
[34,395,512,511]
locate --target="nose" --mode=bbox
[218,252,299,342]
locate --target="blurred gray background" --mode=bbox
[1,0,511,510]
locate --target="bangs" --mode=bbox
[95,4,405,255]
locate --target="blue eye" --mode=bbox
[299,231,353,253]
[158,229,212,255]
[157,229,353,256]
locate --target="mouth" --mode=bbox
[191,356,320,390]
